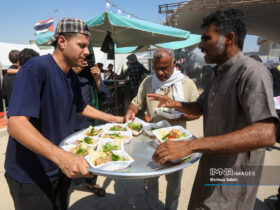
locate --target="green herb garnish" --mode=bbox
[183,157,191,163]
[110,125,127,131]
[83,137,93,144]
[162,133,170,140]
[103,143,119,152]
[128,122,143,132]
[89,128,102,136]
[111,152,120,161]
[76,147,87,156]
[109,133,121,138]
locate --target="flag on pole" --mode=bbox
[34,17,54,36]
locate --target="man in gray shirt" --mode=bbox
[148,9,278,210]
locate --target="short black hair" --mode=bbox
[19,48,39,66]
[97,63,103,68]
[201,9,247,50]
[8,50,20,63]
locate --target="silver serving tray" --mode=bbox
[60,129,201,179]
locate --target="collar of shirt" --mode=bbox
[214,52,244,78]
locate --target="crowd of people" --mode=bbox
[1,8,280,210]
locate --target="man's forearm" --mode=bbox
[7,69,19,74]
[81,105,118,123]
[94,79,102,93]
[175,102,203,116]
[189,118,276,154]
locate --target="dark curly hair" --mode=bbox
[201,9,247,50]
[19,48,39,66]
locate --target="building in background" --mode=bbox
[258,37,280,57]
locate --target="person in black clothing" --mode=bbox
[2,49,39,107]
[97,62,105,73]
[2,50,20,106]
[124,54,149,100]
[106,63,117,80]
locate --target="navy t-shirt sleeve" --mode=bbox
[8,61,43,118]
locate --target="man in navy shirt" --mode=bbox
[4,18,123,210]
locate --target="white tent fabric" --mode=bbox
[0,42,132,75]
[0,42,53,69]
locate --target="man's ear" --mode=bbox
[57,35,67,50]
[173,59,177,65]
[225,32,236,47]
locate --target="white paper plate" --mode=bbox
[155,107,182,120]
[85,150,134,171]
[152,125,192,144]
[125,117,146,136]
[63,131,85,145]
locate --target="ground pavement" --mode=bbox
[0,117,279,210]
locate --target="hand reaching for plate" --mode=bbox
[147,94,180,109]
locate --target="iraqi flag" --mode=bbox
[34,17,54,36]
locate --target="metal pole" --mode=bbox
[113,56,118,115]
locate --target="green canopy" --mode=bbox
[86,12,189,48]
[36,11,190,49]
[114,34,201,54]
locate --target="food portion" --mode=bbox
[103,142,120,151]
[90,143,130,166]
[108,125,127,131]
[85,126,103,136]
[100,132,131,140]
[68,143,94,156]
[158,128,187,141]
[77,136,99,145]
[127,122,143,132]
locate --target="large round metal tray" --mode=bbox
[60,129,201,179]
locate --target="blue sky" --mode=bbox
[0,0,258,52]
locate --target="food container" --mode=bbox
[61,143,96,156]
[99,131,132,144]
[143,120,171,137]
[64,131,99,148]
[97,138,125,151]
[152,126,193,163]
[152,126,192,144]
[105,123,129,132]
[125,117,147,136]
[85,150,134,171]
[84,125,105,137]
[155,107,182,120]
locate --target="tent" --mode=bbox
[86,11,189,48]
[0,42,53,70]
[114,34,201,54]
